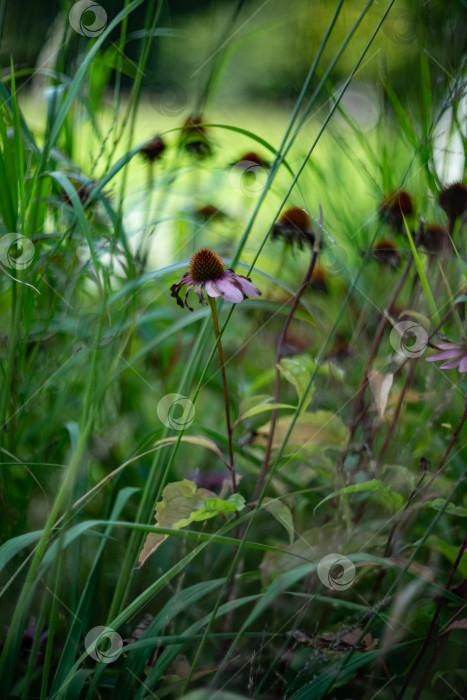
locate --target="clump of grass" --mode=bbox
[1,1,467,699]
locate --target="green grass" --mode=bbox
[1,0,467,698]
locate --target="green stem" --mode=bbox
[208,296,236,493]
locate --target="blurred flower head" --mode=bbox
[170,248,261,311]
[61,180,102,206]
[195,204,226,221]
[231,151,270,169]
[372,239,401,267]
[179,115,212,158]
[309,267,329,293]
[380,189,414,232]
[271,207,314,250]
[439,182,467,223]
[139,135,166,163]
[421,223,451,254]
[426,338,467,373]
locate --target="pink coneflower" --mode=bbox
[426,339,467,372]
[170,248,261,311]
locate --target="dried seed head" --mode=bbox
[422,223,450,254]
[439,182,467,221]
[140,135,166,162]
[189,248,225,282]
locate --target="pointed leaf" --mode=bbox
[137,480,244,568]
[368,370,393,419]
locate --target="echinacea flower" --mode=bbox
[196,204,226,221]
[372,239,401,267]
[171,248,261,311]
[380,190,414,232]
[439,182,467,222]
[426,338,467,372]
[231,151,270,169]
[421,223,451,254]
[140,135,166,162]
[271,207,314,250]
[179,115,212,157]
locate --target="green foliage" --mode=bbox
[0,0,466,698]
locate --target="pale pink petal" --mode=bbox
[205,280,221,297]
[426,350,464,362]
[234,274,262,297]
[440,358,462,369]
[459,356,467,372]
[214,277,245,303]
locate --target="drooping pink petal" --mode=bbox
[214,277,245,303]
[234,273,262,297]
[426,349,464,362]
[458,356,467,372]
[439,358,462,369]
[432,343,462,350]
[205,280,221,297]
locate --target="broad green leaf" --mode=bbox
[137,480,244,568]
[262,498,295,544]
[427,499,467,517]
[313,479,404,514]
[278,354,317,409]
[253,411,349,453]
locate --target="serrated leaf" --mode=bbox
[137,480,243,568]
[262,498,295,544]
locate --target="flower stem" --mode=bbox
[208,296,236,493]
